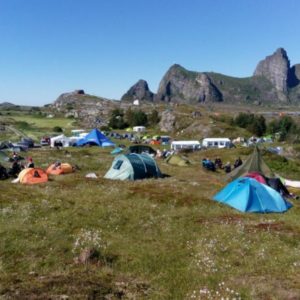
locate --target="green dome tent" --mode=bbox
[165,154,190,166]
[104,153,162,181]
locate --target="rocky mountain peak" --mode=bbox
[254,47,290,95]
[155,64,222,103]
[121,79,154,102]
[275,47,288,57]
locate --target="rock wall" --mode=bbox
[155,64,223,103]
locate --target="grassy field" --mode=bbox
[1,144,300,299]
[0,111,77,140]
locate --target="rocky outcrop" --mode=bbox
[254,48,290,100]
[155,64,223,103]
[159,110,176,132]
[51,90,118,128]
[289,64,300,88]
[53,90,86,108]
[121,79,154,102]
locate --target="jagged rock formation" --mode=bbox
[153,48,300,105]
[48,48,300,119]
[155,64,223,103]
[254,48,290,93]
[121,80,154,102]
[252,48,300,102]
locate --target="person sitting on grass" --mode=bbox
[224,162,232,173]
[8,160,23,178]
[234,157,243,169]
[26,157,34,168]
[214,157,223,169]
[202,158,216,172]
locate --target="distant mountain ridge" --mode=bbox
[0,102,15,107]
[122,47,300,105]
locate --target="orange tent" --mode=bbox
[18,168,48,184]
[150,140,160,145]
[46,163,73,175]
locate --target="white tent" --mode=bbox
[50,135,70,148]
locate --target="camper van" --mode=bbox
[171,141,201,151]
[202,138,232,149]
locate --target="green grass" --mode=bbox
[1,145,300,299]
[11,115,75,129]
[0,112,78,140]
[1,109,300,299]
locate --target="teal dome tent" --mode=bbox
[104,153,162,181]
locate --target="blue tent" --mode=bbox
[75,129,115,147]
[111,147,123,155]
[213,177,292,213]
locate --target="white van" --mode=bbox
[202,138,232,149]
[171,140,201,151]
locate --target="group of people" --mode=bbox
[202,156,243,173]
[156,149,174,159]
[0,152,35,180]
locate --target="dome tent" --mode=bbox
[18,168,48,184]
[104,153,162,181]
[46,163,73,175]
[165,154,190,166]
[213,177,292,213]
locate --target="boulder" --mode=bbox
[159,110,176,132]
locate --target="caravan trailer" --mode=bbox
[202,138,232,149]
[171,141,201,151]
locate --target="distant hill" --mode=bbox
[50,89,119,127]
[0,102,39,111]
[0,102,15,108]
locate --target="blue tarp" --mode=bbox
[75,129,115,147]
[213,177,292,213]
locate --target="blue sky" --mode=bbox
[0,0,299,106]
